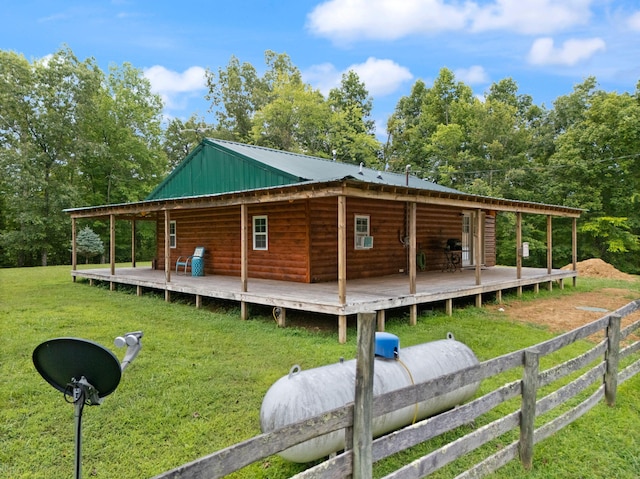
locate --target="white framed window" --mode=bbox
[253,215,268,250]
[354,214,373,249]
[169,220,177,248]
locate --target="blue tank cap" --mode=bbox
[375,332,399,359]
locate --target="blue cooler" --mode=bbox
[191,257,204,276]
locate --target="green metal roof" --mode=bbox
[146,138,463,200]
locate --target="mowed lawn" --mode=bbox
[1,264,639,478]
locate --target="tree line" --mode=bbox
[1,47,639,272]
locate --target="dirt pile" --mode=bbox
[561,258,635,281]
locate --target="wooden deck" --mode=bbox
[72,265,577,340]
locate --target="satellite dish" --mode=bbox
[33,336,140,479]
[33,338,122,398]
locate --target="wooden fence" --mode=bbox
[152,300,640,479]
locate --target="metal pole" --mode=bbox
[73,388,86,479]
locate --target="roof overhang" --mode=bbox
[64,178,583,219]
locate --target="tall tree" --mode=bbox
[0,48,166,267]
[328,71,380,166]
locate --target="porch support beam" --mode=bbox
[572,217,578,287]
[110,214,116,291]
[376,310,385,331]
[547,215,553,274]
[164,210,171,284]
[338,195,347,343]
[110,214,116,277]
[474,211,482,286]
[71,217,77,282]
[516,212,522,280]
[409,202,417,326]
[131,219,137,268]
[338,195,347,305]
[241,203,249,320]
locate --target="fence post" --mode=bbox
[353,312,376,479]
[519,348,539,471]
[605,314,621,407]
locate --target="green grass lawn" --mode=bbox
[1,265,639,478]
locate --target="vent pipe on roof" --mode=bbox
[405,164,411,186]
[359,162,364,175]
[332,149,337,161]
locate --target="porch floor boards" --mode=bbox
[71,265,576,318]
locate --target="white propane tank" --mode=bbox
[260,335,480,463]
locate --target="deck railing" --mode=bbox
[152,300,640,479]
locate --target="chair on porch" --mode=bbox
[176,246,205,275]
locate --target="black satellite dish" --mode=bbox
[33,334,142,479]
[33,338,122,398]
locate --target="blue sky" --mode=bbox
[3,0,640,137]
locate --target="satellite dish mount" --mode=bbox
[33,332,143,479]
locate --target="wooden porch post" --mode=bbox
[109,215,116,292]
[474,211,482,286]
[547,215,553,291]
[409,202,417,326]
[71,217,77,282]
[131,219,136,268]
[241,203,249,320]
[547,215,553,274]
[338,195,347,343]
[516,212,522,280]
[164,209,171,285]
[572,217,578,287]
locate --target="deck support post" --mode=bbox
[475,293,482,308]
[241,302,248,321]
[376,310,385,331]
[353,312,376,479]
[409,304,417,326]
[496,290,502,304]
[165,290,170,302]
[195,295,202,308]
[338,315,347,344]
[445,298,453,316]
[137,285,142,297]
[533,283,539,294]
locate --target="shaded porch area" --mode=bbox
[72,265,577,342]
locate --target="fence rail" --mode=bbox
[152,300,640,479]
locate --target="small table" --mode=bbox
[443,249,462,272]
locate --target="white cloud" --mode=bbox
[628,11,640,31]
[454,65,489,85]
[144,65,207,93]
[307,0,470,41]
[303,58,413,98]
[527,37,605,66]
[470,0,593,35]
[143,66,207,110]
[307,0,593,41]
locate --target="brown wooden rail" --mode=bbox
[152,300,640,479]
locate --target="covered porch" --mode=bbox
[72,264,577,342]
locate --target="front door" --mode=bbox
[461,212,473,267]
[461,211,486,267]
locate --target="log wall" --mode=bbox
[156,198,496,283]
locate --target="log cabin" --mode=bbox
[66,139,582,342]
